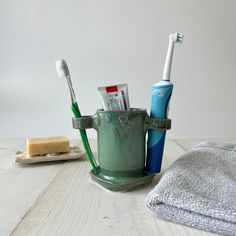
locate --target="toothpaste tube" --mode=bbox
[98,84,130,111]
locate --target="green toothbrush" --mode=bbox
[55,59,99,174]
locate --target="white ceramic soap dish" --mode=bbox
[14,146,85,164]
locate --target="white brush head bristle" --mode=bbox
[169,32,184,43]
[55,59,70,78]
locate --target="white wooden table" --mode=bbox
[1,138,234,236]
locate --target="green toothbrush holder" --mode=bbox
[72,108,171,191]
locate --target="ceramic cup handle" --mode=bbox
[72,116,97,129]
[144,115,171,133]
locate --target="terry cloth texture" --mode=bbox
[145,141,236,236]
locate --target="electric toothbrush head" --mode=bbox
[169,32,184,43]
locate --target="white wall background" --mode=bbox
[1,0,236,139]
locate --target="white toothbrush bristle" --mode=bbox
[169,32,184,43]
[55,59,70,78]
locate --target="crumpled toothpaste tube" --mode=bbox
[98,84,130,111]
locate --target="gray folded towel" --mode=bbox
[145,141,236,236]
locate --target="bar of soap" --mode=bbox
[26,136,70,157]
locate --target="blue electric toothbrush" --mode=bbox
[146,32,184,173]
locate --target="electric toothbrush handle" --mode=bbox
[146,84,173,173]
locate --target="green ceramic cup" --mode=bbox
[73,108,171,178]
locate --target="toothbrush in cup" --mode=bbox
[146,33,184,173]
[55,59,99,173]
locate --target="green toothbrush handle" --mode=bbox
[71,103,99,174]
[71,102,82,118]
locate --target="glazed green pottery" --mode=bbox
[72,108,171,191]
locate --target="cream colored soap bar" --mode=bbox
[26,136,70,157]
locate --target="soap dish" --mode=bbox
[14,146,85,164]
